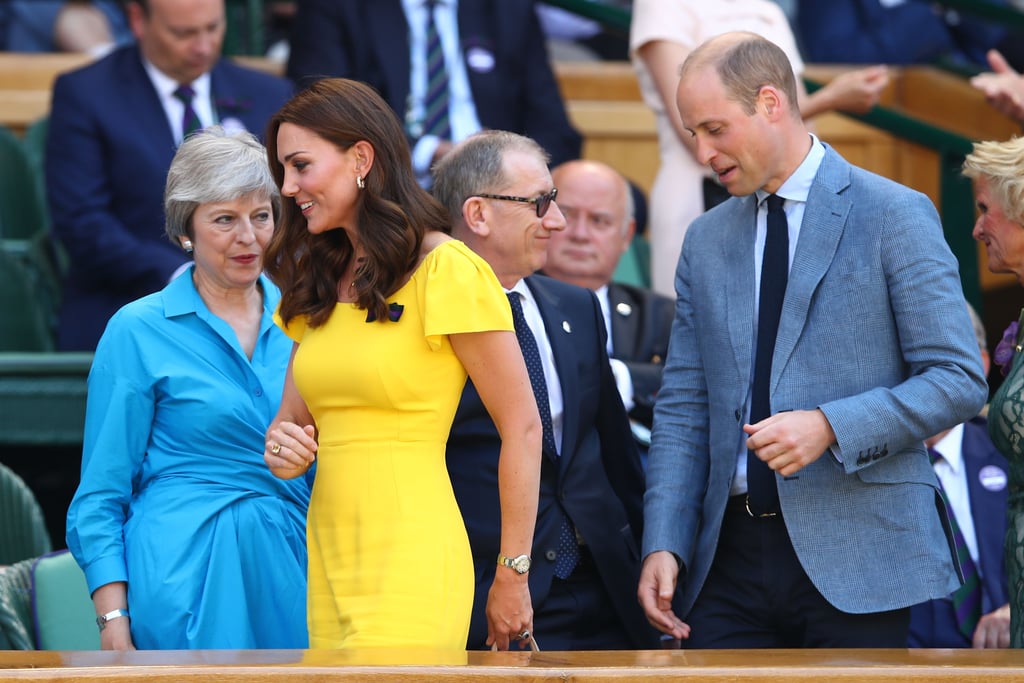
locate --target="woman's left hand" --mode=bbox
[484,568,533,651]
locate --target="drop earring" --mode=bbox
[356,175,365,190]
[183,239,194,254]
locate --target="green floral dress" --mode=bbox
[988,314,1024,648]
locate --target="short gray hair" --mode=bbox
[164,126,280,244]
[432,130,549,226]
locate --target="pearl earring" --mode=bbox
[183,240,194,254]
[356,175,365,190]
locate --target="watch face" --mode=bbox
[511,555,530,573]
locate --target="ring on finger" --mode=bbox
[270,442,282,455]
[517,629,530,640]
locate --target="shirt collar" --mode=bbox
[931,422,966,474]
[755,133,825,206]
[141,58,212,105]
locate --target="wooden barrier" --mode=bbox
[0,648,1023,682]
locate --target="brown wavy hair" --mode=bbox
[263,78,451,327]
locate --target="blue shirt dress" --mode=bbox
[66,268,310,649]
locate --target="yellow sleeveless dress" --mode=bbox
[278,240,512,649]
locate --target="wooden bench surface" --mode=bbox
[1,648,1023,681]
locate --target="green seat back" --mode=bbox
[0,463,51,566]
[0,246,55,351]
[31,550,99,650]
[0,125,47,241]
[612,235,652,289]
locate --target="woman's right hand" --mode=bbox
[100,617,136,651]
[265,422,318,479]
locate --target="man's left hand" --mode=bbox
[744,409,836,477]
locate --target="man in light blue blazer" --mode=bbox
[638,32,989,648]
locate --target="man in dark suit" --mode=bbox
[545,159,673,437]
[46,0,293,350]
[433,130,655,651]
[910,307,1011,649]
[286,0,581,186]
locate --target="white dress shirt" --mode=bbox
[141,61,214,145]
[931,423,980,566]
[402,0,482,184]
[508,280,564,453]
[731,134,825,497]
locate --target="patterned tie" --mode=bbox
[929,448,983,640]
[507,291,579,578]
[747,194,788,515]
[421,0,451,139]
[173,84,202,141]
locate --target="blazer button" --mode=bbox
[735,410,741,422]
[856,452,870,466]
[545,550,557,562]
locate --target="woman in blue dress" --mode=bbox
[66,127,311,650]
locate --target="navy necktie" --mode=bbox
[173,84,202,140]
[747,194,788,515]
[506,291,579,578]
[421,0,451,140]
[929,448,983,640]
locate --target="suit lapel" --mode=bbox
[368,2,411,115]
[723,197,757,387]
[527,276,577,468]
[122,46,176,151]
[772,148,851,390]
[608,284,637,358]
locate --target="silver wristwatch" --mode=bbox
[96,608,130,631]
[497,553,531,574]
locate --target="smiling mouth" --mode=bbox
[299,201,314,212]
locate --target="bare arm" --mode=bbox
[450,329,542,651]
[800,65,890,119]
[637,39,698,157]
[264,343,318,479]
[91,582,134,651]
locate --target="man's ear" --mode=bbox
[757,85,785,120]
[462,196,491,237]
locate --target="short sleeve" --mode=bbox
[420,240,513,350]
[274,306,308,343]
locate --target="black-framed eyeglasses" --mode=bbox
[471,188,558,218]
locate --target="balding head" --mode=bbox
[545,159,635,291]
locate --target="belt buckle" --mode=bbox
[745,495,778,519]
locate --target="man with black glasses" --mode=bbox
[434,130,657,651]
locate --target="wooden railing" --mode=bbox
[1,648,1023,682]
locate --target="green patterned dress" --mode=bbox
[988,314,1024,648]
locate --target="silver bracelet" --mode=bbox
[96,608,129,631]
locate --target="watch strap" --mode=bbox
[96,608,130,631]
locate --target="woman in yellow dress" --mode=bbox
[261,78,542,650]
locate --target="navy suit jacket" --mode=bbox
[446,274,654,649]
[608,282,673,428]
[46,45,293,350]
[286,0,581,168]
[909,418,1010,648]
[797,0,1007,66]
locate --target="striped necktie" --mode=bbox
[507,291,579,579]
[929,448,983,640]
[173,84,202,141]
[421,0,451,139]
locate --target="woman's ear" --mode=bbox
[352,140,375,179]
